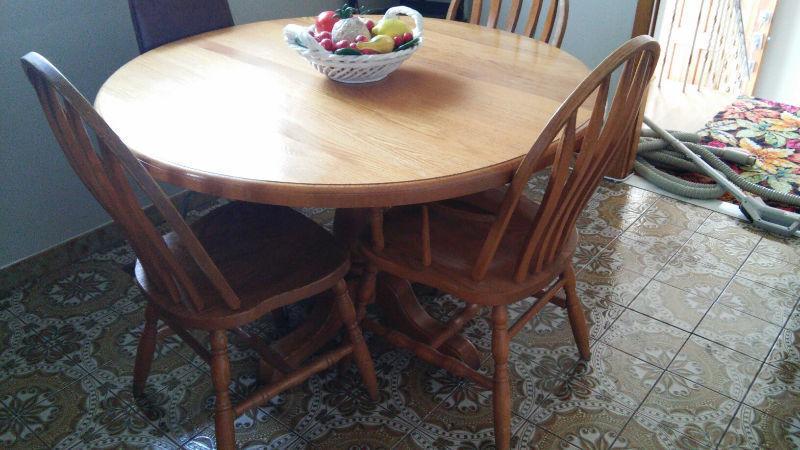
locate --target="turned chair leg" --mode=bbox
[133,303,159,398]
[565,266,591,360]
[492,305,512,450]
[334,280,379,401]
[210,330,236,450]
[358,264,378,316]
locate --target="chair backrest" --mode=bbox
[20,52,241,312]
[472,35,660,282]
[446,0,568,47]
[128,0,234,53]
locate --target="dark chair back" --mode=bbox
[20,52,241,312]
[128,0,234,53]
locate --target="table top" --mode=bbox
[95,17,591,208]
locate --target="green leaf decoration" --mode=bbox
[736,129,763,138]
[767,177,792,193]
[765,133,785,148]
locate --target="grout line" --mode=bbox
[608,219,756,448]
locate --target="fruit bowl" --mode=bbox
[284,6,423,84]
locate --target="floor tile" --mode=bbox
[529,384,635,447]
[617,412,713,449]
[13,260,136,321]
[0,408,50,450]
[668,335,761,401]
[568,342,662,410]
[68,405,180,449]
[601,309,689,369]
[227,359,352,440]
[512,420,580,449]
[405,412,525,450]
[718,404,800,449]
[738,252,800,294]
[744,361,800,427]
[594,182,661,216]
[575,265,651,308]
[755,233,800,266]
[466,343,572,421]
[628,280,714,332]
[768,312,800,368]
[11,372,132,449]
[717,276,798,326]
[300,393,417,446]
[638,371,738,447]
[572,232,616,271]
[625,219,695,249]
[86,305,202,403]
[655,254,734,300]
[639,197,712,231]
[696,212,763,250]
[575,266,649,339]
[0,286,25,320]
[586,233,680,278]
[501,303,583,374]
[695,302,782,361]
[333,352,462,431]
[0,310,93,382]
[669,233,752,274]
[183,413,302,450]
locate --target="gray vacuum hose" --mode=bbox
[634,130,800,207]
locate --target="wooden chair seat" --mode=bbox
[361,188,576,305]
[136,202,349,330]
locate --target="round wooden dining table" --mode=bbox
[95,16,592,370]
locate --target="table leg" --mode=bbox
[334,208,482,370]
[375,273,482,369]
[258,292,341,383]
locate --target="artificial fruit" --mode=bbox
[355,34,395,54]
[331,6,370,43]
[370,18,412,38]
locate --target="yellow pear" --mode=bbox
[356,34,395,54]
[371,18,411,38]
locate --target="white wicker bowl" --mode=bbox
[284,6,424,84]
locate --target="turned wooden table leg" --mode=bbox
[375,273,482,369]
[334,208,482,370]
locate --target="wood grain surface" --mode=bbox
[95,17,591,207]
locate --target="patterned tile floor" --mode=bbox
[1,181,799,449]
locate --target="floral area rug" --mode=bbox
[690,96,800,212]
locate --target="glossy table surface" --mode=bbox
[95,17,591,208]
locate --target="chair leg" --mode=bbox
[491,305,511,450]
[358,264,378,315]
[334,280,379,401]
[565,266,591,360]
[210,330,236,450]
[133,303,159,398]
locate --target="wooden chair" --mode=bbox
[128,0,234,53]
[446,0,569,47]
[21,52,378,450]
[357,35,660,449]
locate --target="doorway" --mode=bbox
[644,0,779,132]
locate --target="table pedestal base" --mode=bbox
[258,208,481,383]
[374,273,481,369]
